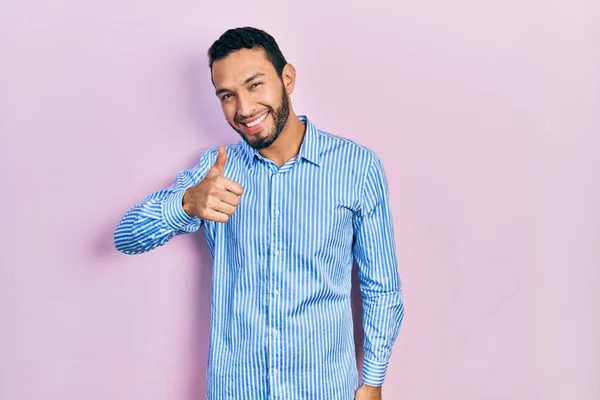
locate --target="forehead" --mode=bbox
[211,48,276,88]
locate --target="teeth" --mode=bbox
[245,112,267,127]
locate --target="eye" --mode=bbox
[251,82,262,89]
[221,93,233,101]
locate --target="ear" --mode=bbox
[281,63,296,95]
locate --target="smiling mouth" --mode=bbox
[241,111,269,128]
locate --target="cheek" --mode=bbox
[254,86,277,105]
[221,103,237,122]
[265,91,280,106]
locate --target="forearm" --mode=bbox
[361,288,404,386]
[114,188,202,254]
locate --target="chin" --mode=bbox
[250,131,279,150]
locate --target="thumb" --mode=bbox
[212,146,227,174]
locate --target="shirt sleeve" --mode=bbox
[352,154,405,387]
[113,146,219,255]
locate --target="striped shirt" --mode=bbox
[114,115,404,400]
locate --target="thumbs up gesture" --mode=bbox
[182,147,245,223]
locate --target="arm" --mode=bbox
[113,146,219,255]
[352,154,405,387]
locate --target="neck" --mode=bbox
[258,112,306,167]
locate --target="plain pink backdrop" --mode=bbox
[1,1,598,399]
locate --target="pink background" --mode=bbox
[1,0,599,399]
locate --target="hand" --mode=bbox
[355,384,382,400]
[182,146,245,223]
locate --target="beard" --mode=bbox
[229,85,290,150]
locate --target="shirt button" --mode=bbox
[274,210,280,216]
[273,249,279,256]
[272,368,279,375]
[273,289,279,297]
[271,328,279,337]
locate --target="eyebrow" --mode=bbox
[215,72,266,96]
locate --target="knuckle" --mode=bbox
[208,199,219,210]
[208,187,219,197]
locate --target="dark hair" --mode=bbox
[208,27,288,76]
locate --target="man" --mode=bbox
[114,27,404,400]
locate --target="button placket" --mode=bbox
[268,171,281,397]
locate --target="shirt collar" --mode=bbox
[243,114,321,170]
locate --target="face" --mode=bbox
[212,48,294,150]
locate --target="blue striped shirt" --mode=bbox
[114,115,404,399]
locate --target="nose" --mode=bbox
[236,92,256,120]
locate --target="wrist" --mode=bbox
[182,188,196,217]
[163,189,199,230]
[361,383,382,391]
[362,357,389,387]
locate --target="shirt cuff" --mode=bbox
[362,358,389,387]
[162,189,200,230]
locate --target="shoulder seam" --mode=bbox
[317,129,377,158]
